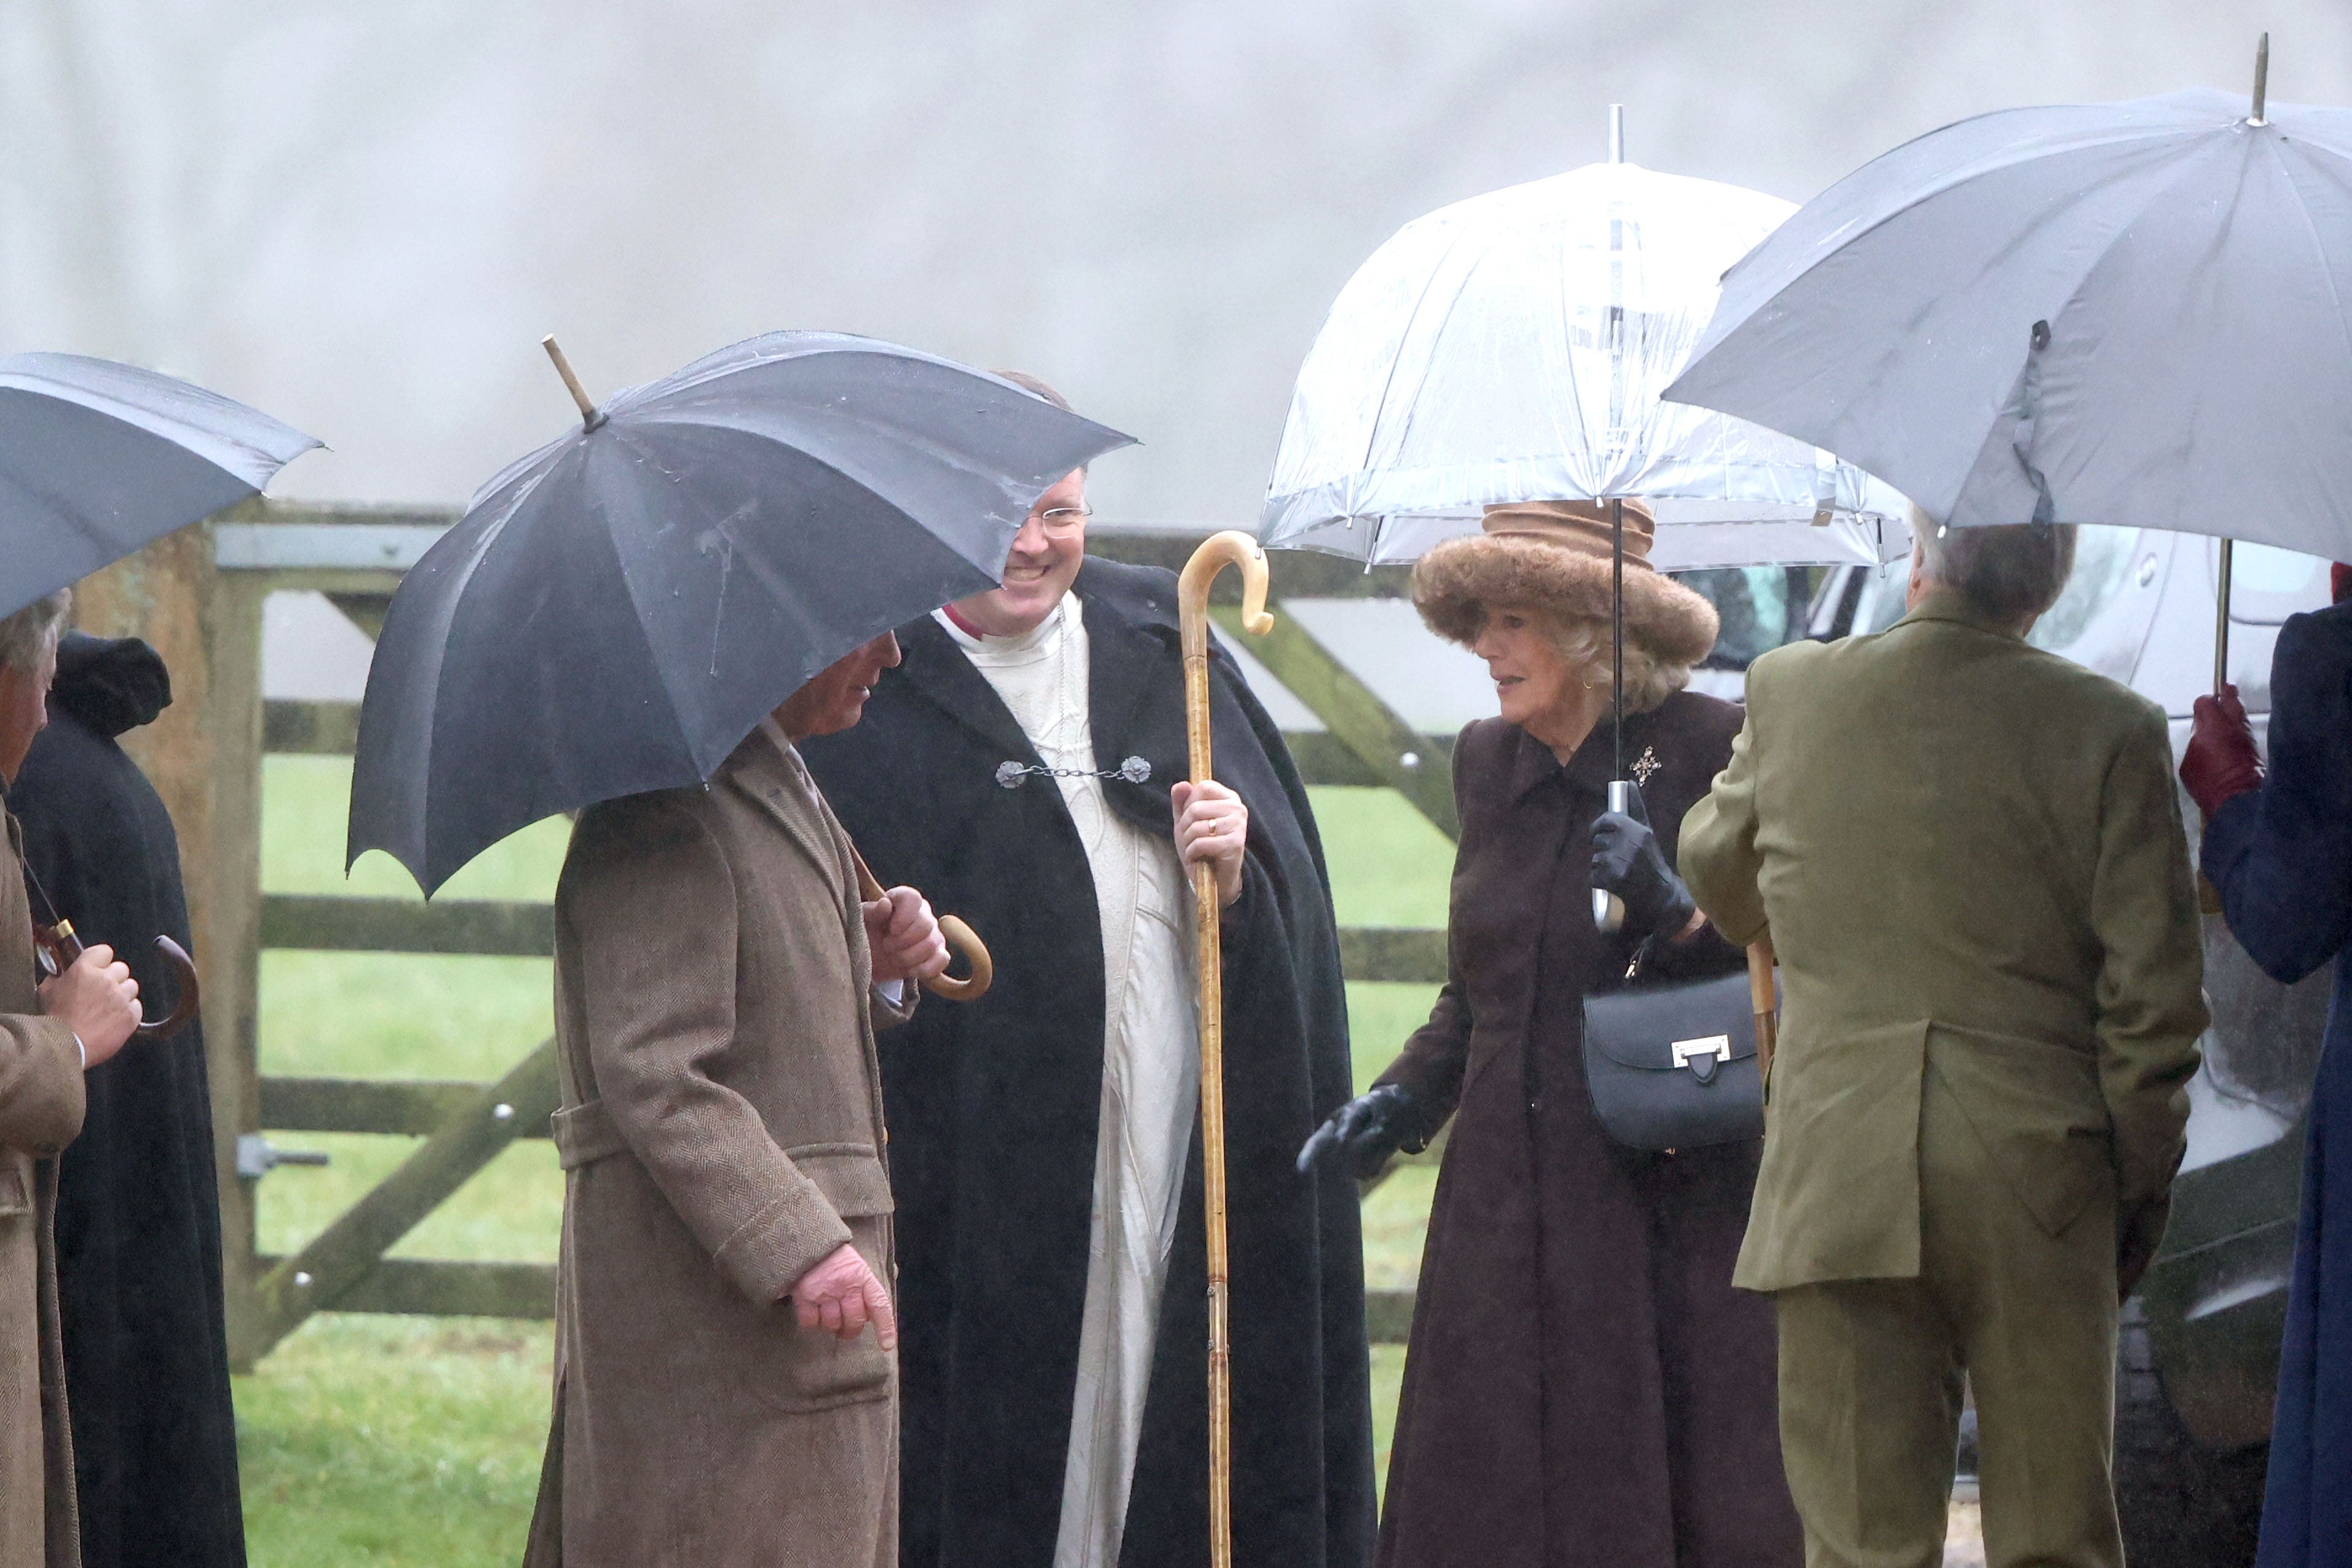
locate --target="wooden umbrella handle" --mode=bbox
[1747,933,1778,1089]
[849,850,992,1003]
[33,921,200,1041]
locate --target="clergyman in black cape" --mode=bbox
[804,392,1372,1568]
[12,632,246,1568]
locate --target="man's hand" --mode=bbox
[1172,780,1248,908]
[863,885,948,986]
[785,1242,898,1348]
[39,943,140,1069]
[2181,683,2263,820]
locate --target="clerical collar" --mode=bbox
[933,598,1072,655]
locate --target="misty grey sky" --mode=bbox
[1,1,2340,527]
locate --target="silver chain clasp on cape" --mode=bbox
[995,756,1152,790]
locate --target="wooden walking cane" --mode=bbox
[1177,531,1275,1568]
[1746,934,1778,1088]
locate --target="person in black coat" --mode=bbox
[804,388,1372,1568]
[2181,568,2352,1568]
[12,632,245,1568]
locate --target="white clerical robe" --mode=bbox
[939,601,1200,1568]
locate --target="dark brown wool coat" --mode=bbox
[0,815,84,1568]
[523,731,913,1568]
[1372,697,1801,1568]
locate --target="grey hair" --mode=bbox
[1912,508,2077,624]
[0,590,69,675]
[1548,613,1690,715]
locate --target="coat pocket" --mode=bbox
[1925,1023,2113,1238]
[746,1213,895,1414]
[746,1144,895,1413]
[0,1158,31,1218]
[785,1142,893,1218]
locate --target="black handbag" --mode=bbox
[1580,955,1766,1152]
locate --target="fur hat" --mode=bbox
[1411,499,1719,666]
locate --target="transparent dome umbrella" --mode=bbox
[1664,39,2335,689]
[1260,112,1906,937]
[0,352,319,619]
[347,331,1134,897]
[1259,111,1908,574]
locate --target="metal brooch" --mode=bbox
[996,756,1152,790]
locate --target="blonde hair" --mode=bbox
[1471,604,1690,714]
[1553,614,1689,713]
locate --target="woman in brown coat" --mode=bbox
[1302,502,1801,1568]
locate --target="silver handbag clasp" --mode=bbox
[1671,1034,1733,1087]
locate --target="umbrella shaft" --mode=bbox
[2214,538,2234,693]
[1612,498,1626,779]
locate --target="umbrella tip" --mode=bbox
[542,335,607,432]
[2252,32,2270,125]
[1609,104,1625,163]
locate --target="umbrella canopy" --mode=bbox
[1260,155,1908,570]
[348,331,1135,895]
[1665,82,2352,558]
[0,353,319,617]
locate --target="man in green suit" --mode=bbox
[1681,519,2207,1568]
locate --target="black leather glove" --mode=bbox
[1591,791,1698,943]
[1297,1084,1428,1180]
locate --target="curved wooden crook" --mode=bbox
[1175,529,1273,785]
[849,849,992,1003]
[1174,528,1276,1568]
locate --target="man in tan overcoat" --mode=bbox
[0,590,144,1568]
[523,630,948,1568]
[1681,520,2208,1568]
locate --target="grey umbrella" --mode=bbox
[0,352,319,618]
[347,330,1135,896]
[1666,43,2351,593]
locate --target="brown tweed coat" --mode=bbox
[523,729,913,1568]
[0,815,86,1568]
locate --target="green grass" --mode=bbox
[237,1317,553,1568]
[237,761,1451,1559]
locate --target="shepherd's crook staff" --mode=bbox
[1176,530,1274,1568]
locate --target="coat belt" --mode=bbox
[550,1099,630,1171]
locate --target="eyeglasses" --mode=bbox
[1032,504,1092,534]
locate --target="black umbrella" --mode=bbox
[347,331,1136,895]
[0,353,319,617]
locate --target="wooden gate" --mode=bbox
[75,501,1458,1367]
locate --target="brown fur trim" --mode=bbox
[1411,533,1719,665]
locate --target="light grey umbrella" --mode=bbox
[1665,40,2344,683]
[0,353,319,618]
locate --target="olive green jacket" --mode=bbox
[1681,590,2207,1293]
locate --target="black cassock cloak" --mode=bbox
[12,633,245,1568]
[803,558,1375,1568]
